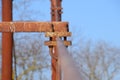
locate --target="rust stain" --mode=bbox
[50,0,62,80]
[2,0,13,80]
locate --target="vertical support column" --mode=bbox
[50,0,62,80]
[51,0,57,21]
[57,0,62,21]
[2,0,13,80]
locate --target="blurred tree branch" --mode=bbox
[74,41,120,80]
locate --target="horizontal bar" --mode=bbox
[51,7,63,10]
[0,22,68,32]
[44,41,71,46]
[52,22,68,32]
[45,32,71,37]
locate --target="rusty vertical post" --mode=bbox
[50,0,62,80]
[57,0,62,21]
[51,0,62,21]
[2,0,13,80]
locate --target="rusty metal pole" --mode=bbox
[2,0,13,80]
[50,0,62,80]
[51,0,62,21]
[57,0,62,21]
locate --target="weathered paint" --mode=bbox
[50,0,62,80]
[2,0,13,80]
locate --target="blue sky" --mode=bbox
[1,0,120,47]
[0,0,120,79]
[62,0,120,47]
[0,0,120,47]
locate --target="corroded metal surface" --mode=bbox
[50,0,63,80]
[52,22,68,32]
[1,0,71,80]
[45,32,71,37]
[45,41,71,46]
[0,22,68,32]
[0,22,52,32]
[2,0,13,80]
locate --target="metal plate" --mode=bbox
[44,41,71,46]
[45,32,71,37]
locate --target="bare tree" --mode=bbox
[0,0,51,80]
[73,41,120,80]
[12,0,51,79]
[13,34,50,80]
[13,0,49,21]
[1,0,120,80]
